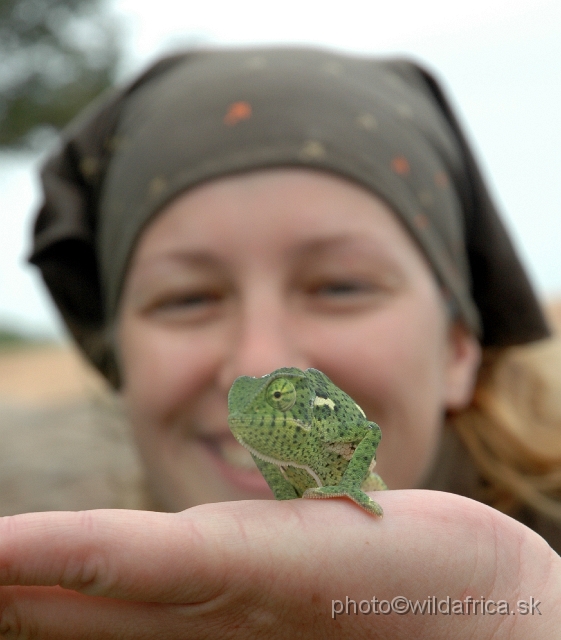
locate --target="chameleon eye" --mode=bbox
[266,379,297,411]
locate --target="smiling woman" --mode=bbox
[117,168,480,509]
[12,46,561,637]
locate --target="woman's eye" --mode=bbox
[168,292,219,307]
[312,281,375,297]
[305,279,389,313]
[315,282,366,295]
[144,289,225,322]
[154,291,219,308]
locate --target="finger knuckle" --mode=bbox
[0,594,37,640]
[60,551,112,596]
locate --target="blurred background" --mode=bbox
[0,0,559,514]
[0,0,560,341]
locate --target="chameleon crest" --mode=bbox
[228,367,386,516]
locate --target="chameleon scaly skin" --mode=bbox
[228,367,386,516]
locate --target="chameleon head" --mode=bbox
[227,367,315,461]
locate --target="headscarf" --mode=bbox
[29,47,550,387]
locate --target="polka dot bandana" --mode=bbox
[29,47,550,385]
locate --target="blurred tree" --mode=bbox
[0,327,37,349]
[0,0,120,147]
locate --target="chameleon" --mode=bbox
[227,367,386,516]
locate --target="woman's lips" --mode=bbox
[197,433,273,495]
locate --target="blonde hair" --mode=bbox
[450,314,561,523]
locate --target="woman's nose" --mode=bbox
[217,296,310,391]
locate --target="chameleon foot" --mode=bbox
[303,485,384,517]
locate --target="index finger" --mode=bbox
[0,491,553,605]
[0,505,257,603]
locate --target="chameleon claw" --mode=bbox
[303,486,384,517]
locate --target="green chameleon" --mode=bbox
[227,367,387,516]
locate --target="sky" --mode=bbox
[0,0,559,337]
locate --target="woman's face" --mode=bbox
[118,168,480,511]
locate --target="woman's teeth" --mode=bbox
[217,439,258,470]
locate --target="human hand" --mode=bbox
[0,490,558,638]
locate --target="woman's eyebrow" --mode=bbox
[125,251,231,294]
[137,250,227,272]
[288,234,402,264]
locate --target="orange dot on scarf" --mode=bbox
[224,101,253,125]
[434,171,449,188]
[391,155,410,176]
[413,213,430,229]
